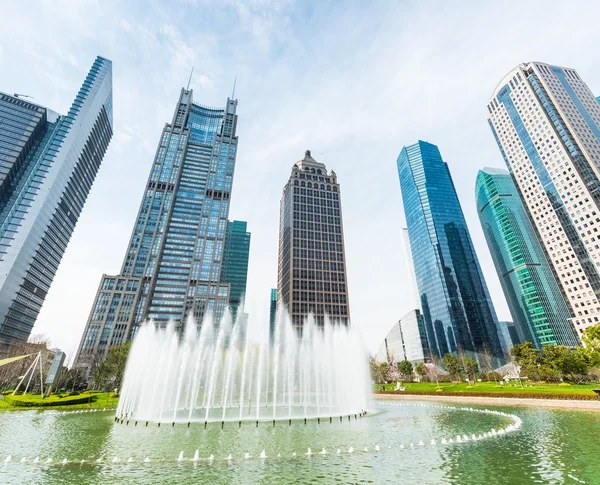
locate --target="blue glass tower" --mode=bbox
[0,57,113,355]
[475,168,579,349]
[397,141,504,360]
[75,88,239,372]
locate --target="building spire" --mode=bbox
[232,76,237,99]
[186,66,194,91]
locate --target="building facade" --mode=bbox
[397,141,504,360]
[375,309,429,364]
[401,227,421,311]
[0,56,113,355]
[269,287,277,344]
[475,167,579,348]
[487,62,600,338]
[220,220,250,320]
[498,320,521,353]
[277,150,350,329]
[74,88,240,371]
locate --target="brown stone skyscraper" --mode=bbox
[276,150,351,329]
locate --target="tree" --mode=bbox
[582,322,600,351]
[511,342,540,366]
[443,354,461,380]
[55,367,87,392]
[582,323,600,367]
[478,346,496,382]
[460,355,478,382]
[92,341,132,391]
[415,362,428,381]
[542,345,590,383]
[398,360,413,381]
[386,350,401,382]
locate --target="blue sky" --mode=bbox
[2,0,600,360]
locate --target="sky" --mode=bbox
[2,0,600,360]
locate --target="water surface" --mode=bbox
[0,401,598,484]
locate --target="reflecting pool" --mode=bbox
[1,401,599,484]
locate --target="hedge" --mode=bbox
[376,390,600,401]
[2,394,97,407]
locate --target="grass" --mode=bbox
[375,381,600,397]
[0,391,119,411]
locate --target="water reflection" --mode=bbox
[0,403,598,484]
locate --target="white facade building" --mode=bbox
[487,62,600,338]
[375,309,429,364]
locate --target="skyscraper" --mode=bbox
[220,220,251,320]
[498,321,521,353]
[487,62,600,338]
[277,150,350,329]
[74,88,239,372]
[475,167,579,348]
[401,227,421,311]
[397,141,504,359]
[269,287,277,345]
[375,309,430,364]
[0,56,113,355]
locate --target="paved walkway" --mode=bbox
[373,392,600,412]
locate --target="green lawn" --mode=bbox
[375,381,599,396]
[0,392,119,410]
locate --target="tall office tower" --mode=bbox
[74,89,238,371]
[487,62,600,338]
[0,57,113,356]
[375,309,430,364]
[475,168,579,348]
[269,287,277,345]
[597,96,600,104]
[498,321,521,352]
[220,220,250,320]
[277,150,350,329]
[397,141,504,360]
[401,227,421,311]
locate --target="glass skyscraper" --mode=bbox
[475,167,579,348]
[277,150,350,329]
[488,62,600,338]
[0,56,113,356]
[269,287,277,345]
[220,220,251,320]
[74,88,240,372]
[397,141,504,360]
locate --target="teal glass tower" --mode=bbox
[220,220,251,320]
[74,88,240,373]
[397,141,504,360]
[0,57,113,355]
[475,168,579,348]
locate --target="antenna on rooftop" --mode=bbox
[186,67,194,91]
[232,77,237,99]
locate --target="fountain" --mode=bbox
[117,311,370,425]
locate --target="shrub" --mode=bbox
[558,383,571,387]
[67,391,80,396]
[377,390,598,400]
[3,394,97,407]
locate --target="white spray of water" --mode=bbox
[117,311,370,423]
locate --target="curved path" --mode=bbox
[373,392,600,412]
